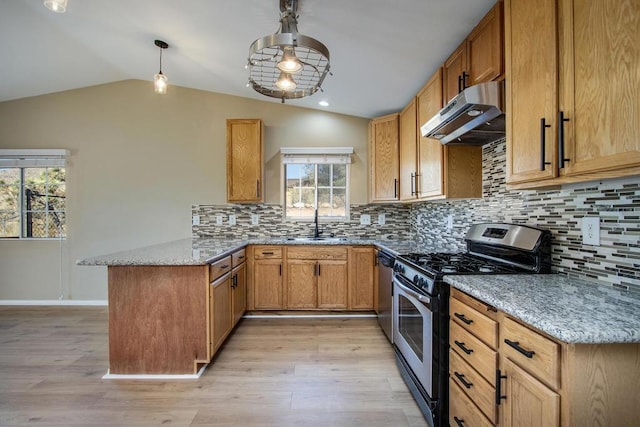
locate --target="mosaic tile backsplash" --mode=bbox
[194,138,639,293]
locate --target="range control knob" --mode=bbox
[417,277,425,288]
[413,275,419,285]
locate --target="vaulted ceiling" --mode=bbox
[0,0,495,118]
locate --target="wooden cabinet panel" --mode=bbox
[416,69,444,200]
[231,262,246,326]
[449,378,494,427]
[226,119,263,203]
[450,321,497,384]
[211,273,232,353]
[399,98,419,201]
[287,246,347,260]
[505,0,558,184]
[501,357,560,427]
[451,296,498,350]
[317,261,348,309]
[450,349,497,424]
[254,246,282,259]
[209,256,232,282]
[467,1,504,87]
[501,316,560,389]
[232,249,246,267]
[253,259,283,309]
[286,260,317,309]
[348,246,375,310]
[444,41,468,104]
[369,113,400,202]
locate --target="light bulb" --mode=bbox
[43,0,68,13]
[154,73,168,94]
[277,47,303,73]
[275,72,296,91]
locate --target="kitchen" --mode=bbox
[1,0,639,426]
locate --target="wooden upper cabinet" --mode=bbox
[416,69,445,199]
[226,119,263,203]
[506,0,640,188]
[399,99,419,201]
[369,113,400,203]
[443,1,504,103]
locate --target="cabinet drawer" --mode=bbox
[253,246,282,259]
[209,256,232,282]
[501,316,560,390]
[450,321,497,384]
[451,296,498,350]
[450,349,497,424]
[287,246,348,260]
[449,378,494,427]
[232,249,246,267]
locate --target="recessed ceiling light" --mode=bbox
[319,100,329,107]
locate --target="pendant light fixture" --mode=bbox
[43,0,68,13]
[247,0,331,103]
[153,40,169,95]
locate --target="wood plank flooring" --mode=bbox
[0,307,428,426]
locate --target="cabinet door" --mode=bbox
[349,247,374,310]
[501,357,560,427]
[253,260,283,309]
[211,273,232,353]
[443,41,468,103]
[467,1,503,86]
[416,69,445,199]
[286,260,317,309]
[399,98,418,201]
[559,0,640,176]
[232,263,246,326]
[317,261,348,309]
[227,119,263,202]
[505,0,558,184]
[369,114,400,202]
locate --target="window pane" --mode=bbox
[332,188,346,217]
[301,164,315,187]
[0,168,20,238]
[333,164,346,187]
[318,188,331,217]
[317,164,330,187]
[286,186,302,217]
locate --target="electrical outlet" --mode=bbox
[446,214,453,230]
[216,215,223,226]
[228,215,237,226]
[377,214,386,225]
[251,214,260,225]
[582,216,600,245]
[192,215,200,226]
[360,214,371,225]
[192,249,201,259]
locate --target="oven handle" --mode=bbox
[393,276,432,306]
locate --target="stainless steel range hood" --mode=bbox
[420,80,505,145]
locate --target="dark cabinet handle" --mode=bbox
[410,173,415,196]
[393,178,398,199]
[318,264,321,276]
[238,255,245,259]
[454,416,465,426]
[540,118,551,171]
[256,180,260,198]
[496,369,507,405]
[504,339,535,358]
[461,71,468,91]
[558,111,571,168]
[454,340,473,355]
[457,75,463,93]
[220,264,230,269]
[279,263,282,276]
[262,251,274,255]
[414,173,420,196]
[454,371,473,389]
[231,274,237,289]
[454,312,473,325]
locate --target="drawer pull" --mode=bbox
[496,369,507,405]
[454,340,474,355]
[504,339,535,359]
[454,371,473,389]
[220,264,230,269]
[454,312,474,325]
[262,251,274,255]
[454,416,465,426]
[238,255,245,260]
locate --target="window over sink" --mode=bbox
[280,147,352,221]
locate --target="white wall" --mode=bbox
[0,80,369,300]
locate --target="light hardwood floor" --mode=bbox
[0,307,428,426]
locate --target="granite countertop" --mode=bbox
[444,274,640,344]
[76,237,451,266]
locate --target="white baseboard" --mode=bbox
[102,364,207,380]
[0,300,108,306]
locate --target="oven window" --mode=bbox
[398,294,423,361]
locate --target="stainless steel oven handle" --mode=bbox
[393,277,431,304]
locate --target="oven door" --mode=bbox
[393,274,434,396]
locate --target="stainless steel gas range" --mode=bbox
[392,223,551,427]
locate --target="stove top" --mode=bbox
[399,252,523,276]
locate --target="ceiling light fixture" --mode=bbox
[247,0,331,103]
[153,40,169,95]
[43,0,67,13]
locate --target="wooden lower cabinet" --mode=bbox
[231,261,246,326]
[253,259,283,309]
[450,378,494,427]
[210,272,232,354]
[317,261,348,309]
[348,246,375,310]
[286,260,317,309]
[500,357,560,427]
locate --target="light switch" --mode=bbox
[216,215,223,226]
[192,215,200,226]
[251,214,260,225]
[378,214,386,225]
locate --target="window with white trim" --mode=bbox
[0,150,68,239]
[281,147,352,220]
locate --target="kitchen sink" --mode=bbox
[286,237,348,242]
